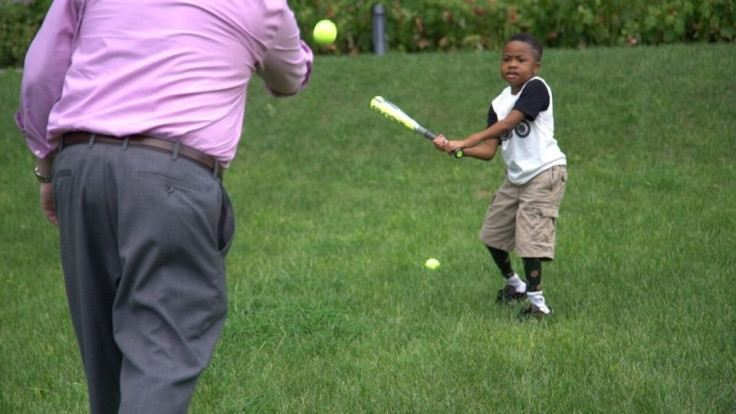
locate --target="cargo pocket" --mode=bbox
[537,207,559,243]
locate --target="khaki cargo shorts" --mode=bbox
[479,165,567,260]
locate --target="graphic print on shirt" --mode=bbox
[515,119,531,138]
[500,119,531,142]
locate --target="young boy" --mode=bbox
[434,33,567,319]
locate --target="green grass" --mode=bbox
[1,43,735,413]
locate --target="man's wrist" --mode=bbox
[34,157,54,183]
[34,165,53,183]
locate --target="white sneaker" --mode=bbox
[525,291,551,315]
[497,274,527,302]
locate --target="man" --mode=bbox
[15,1,313,412]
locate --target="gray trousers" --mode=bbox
[53,141,234,413]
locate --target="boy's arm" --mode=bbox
[461,139,500,160]
[431,134,500,161]
[445,109,526,153]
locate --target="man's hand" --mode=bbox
[40,182,58,226]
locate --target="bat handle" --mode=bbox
[421,128,461,157]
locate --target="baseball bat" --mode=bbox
[369,96,463,158]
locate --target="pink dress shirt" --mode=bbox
[16,0,313,165]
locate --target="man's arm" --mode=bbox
[256,9,313,97]
[16,0,81,158]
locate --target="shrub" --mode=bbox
[293,0,735,53]
[1,0,734,66]
[0,0,51,67]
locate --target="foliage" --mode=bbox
[2,0,734,65]
[0,0,51,67]
[292,0,735,53]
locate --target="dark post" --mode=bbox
[372,4,386,55]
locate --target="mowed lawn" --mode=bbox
[1,43,734,413]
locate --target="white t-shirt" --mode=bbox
[488,76,566,184]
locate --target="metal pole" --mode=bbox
[372,3,386,55]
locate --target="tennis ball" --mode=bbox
[313,19,337,45]
[424,258,440,270]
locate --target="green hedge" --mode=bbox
[0,0,51,67]
[295,0,735,53]
[2,0,734,66]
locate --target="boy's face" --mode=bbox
[500,40,541,93]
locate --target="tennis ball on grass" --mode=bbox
[424,258,440,270]
[313,19,337,45]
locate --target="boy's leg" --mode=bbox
[515,165,566,260]
[487,245,514,278]
[522,257,542,292]
[479,176,526,302]
[520,257,551,316]
[516,165,567,318]
[479,176,518,252]
[487,246,527,301]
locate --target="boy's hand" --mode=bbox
[444,140,463,155]
[433,134,464,157]
[432,134,448,152]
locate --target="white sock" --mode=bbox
[507,274,527,293]
[527,291,551,314]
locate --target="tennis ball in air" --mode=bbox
[424,258,441,270]
[313,19,337,45]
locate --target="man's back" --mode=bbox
[20,0,312,163]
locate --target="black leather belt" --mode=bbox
[62,132,223,180]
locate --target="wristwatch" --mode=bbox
[34,166,53,183]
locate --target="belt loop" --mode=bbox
[171,142,181,160]
[122,136,130,151]
[88,133,97,148]
[59,135,65,152]
[213,161,219,178]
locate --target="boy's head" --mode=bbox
[508,33,543,62]
[500,33,543,93]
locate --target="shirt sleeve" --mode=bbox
[16,0,82,158]
[486,103,499,128]
[513,79,550,121]
[256,9,313,97]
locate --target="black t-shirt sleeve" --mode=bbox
[486,104,499,128]
[513,79,550,120]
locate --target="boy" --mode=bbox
[434,33,567,319]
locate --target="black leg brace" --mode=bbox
[523,258,542,291]
[486,245,515,279]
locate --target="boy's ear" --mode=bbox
[534,61,542,75]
